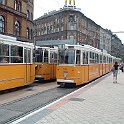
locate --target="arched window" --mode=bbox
[15,21,20,36]
[30,29,33,39]
[31,13,33,20]
[0,16,5,33]
[14,0,21,11]
[0,0,5,5]
[27,10,30,19]
[27,27,30,39]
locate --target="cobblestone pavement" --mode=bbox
[13,72,124,124]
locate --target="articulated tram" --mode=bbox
[35,46,58,81]
[56,44,116,87]
[0,35,35,91]
[0,35,121,91]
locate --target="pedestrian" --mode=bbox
[120,62,124,72]
[112,61,119,83]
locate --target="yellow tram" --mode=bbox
[35,46,58,81]
[56,44,115,87]
[0,35,35,91]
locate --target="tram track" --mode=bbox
[0,73,111,124]
[0,83,79,124]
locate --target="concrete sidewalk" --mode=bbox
[14,72,124,124]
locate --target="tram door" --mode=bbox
[50,51,58,79]
[24,48,31,84]
[50,52,54,79]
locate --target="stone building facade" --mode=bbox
[34,6,100,48]
[100,28,111,54]
[0,0,34,42]
[34,0,124,61]
[111,34,124,61]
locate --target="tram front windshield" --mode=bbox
[35,49,49,63]
[59,49,75,64]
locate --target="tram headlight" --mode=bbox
[63,71,68,79]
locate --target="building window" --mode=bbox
[0,16,5,33]
[15,21,20,36]
[27,10,30,19]
[61,36,63,39]
[30,29,33,39]
[0,0,5,5]
[31,13,33,20]
[14,0,21,11]
[27,28,30,39]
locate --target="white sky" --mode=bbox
[34,0,124,43]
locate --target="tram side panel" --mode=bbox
[73,66,89,85]
[25,64,35,84]
[0,64,35,91]
[51,64,57,80]
[102,64,106,75]
[110,64,113,71]
[89,64,100,81]
[46,63,57,80]
[105,64,110,73]
[108,64,113,72]
[99,64,103,76]
[83,65,89,84]
[31,64,35,81]
[0,65,24,91]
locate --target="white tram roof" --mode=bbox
[35,46,58,52]
[116,57,122,61]
[35,46,50,50]
[64,44,114,58]
[0,35,34,48]
[82,44,102,53]
[64,44,102,54]
[0,34,16,41]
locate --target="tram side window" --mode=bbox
[59,50,65,64]
[44,50,48,63]
[67,50,75,64]
[100,55,102,63]
[50,53,54,63]
[54,52,58,63]
[76,50,80,65]
[90,52,95,64]
[83,52,88,64]
[11,45,23,63]
[110,58,112,63]
[59,49,75,64]
[35,49,43,62]
[109,57,111,63]
[33,49,35,62]
[54,52,58,64]
[0,43,9,63]
[50,52,58,64]
[107,57,109,63]
[95,53,99,63]
[27,49,31,63]
[103,56,106,63]
[24,48,31,63]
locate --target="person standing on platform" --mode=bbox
[112,61,119,83]
[120,62,124,72]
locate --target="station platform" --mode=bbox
[12,71,124,124]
